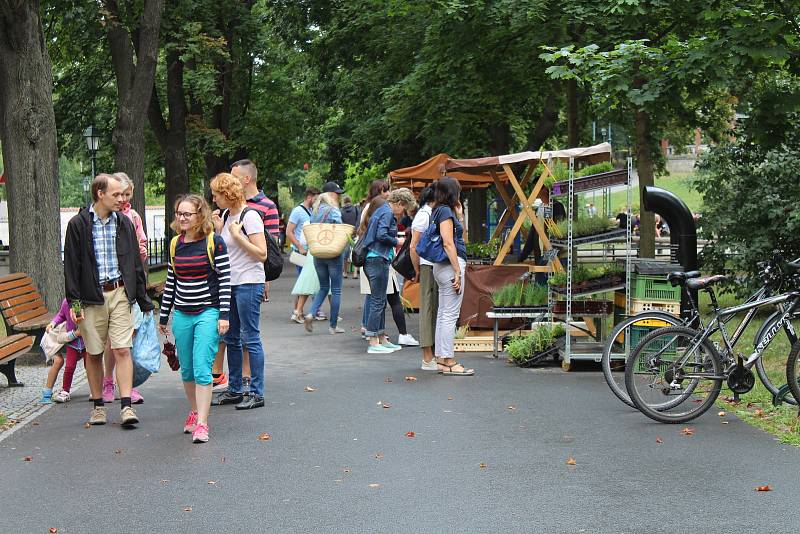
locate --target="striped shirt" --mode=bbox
[246,191,280,238]
[89,205,121,283]
[159,234,231,324]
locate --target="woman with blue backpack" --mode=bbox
[158,194,232,443]
[417,177,474,376]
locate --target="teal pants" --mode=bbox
[172,308,220,385]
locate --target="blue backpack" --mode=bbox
[415,208,448,263]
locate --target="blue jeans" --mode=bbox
[364,256,390,337]
[310,253,344,328]
[224,283,265,397]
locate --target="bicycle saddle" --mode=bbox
[667,271,701,287]
[686,274,729,291]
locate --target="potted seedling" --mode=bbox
[505,324,566,367]
[70,300,84,323]
[491,281,548,312]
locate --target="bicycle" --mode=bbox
[624,256,800,424]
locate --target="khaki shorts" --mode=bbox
[82,286,134,355]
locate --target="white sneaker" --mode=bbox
[398,334,419,346]
[329,326,346,334]
[290,312,304,324]
[53,390,71,403]
[421,360,438,371]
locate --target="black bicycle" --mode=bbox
[625,256,800,424]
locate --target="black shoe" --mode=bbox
[235,395,265,410]
[211,391,243,406]
[242,377,252,397]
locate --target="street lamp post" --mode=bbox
[83,125,101,178]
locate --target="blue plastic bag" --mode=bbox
[132,311,161,387]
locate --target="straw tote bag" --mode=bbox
[303,207,354,259]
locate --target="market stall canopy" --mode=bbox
[388,153,509,190]
[445,142,612,173]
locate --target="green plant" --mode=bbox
[466,238,501,259]
[506,324,566,364]
[550,215,615,239]
[549,262,624,287]
[575,161,614,178]
[491,282,548,307]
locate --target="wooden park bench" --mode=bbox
[0,273,55,387]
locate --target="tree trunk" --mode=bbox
[635,109,656,258]
[525,89,560,152]
[0,0,64,310]
[104,0,164,232]
[148,47,189,243]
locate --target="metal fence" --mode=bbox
[147,238,168,267]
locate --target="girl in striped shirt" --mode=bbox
[159,194,231,444]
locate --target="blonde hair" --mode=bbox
[387,187,417,213]
[170,194,214,237]
[313,192,340,213]
[113,172,134,190]
[209,172,245,206]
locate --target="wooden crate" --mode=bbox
[454,335,499,353]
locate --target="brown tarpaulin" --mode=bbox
[459,264,533,330]
[388,153,509,190]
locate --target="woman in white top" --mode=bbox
[210,173,268,410]
[409,185,438,370]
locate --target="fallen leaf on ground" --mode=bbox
[507,405,516,411]
[566,457,577,465]
[718,411,726,417]
[368,483,381,488]
[221,457,226,463]
[32,421,40,426]
[49,529,57,533]
[258,432,272,441]
[479,463,487,469]
[380,402,390,409]
[183,507,192,512]
[404,376,418,381]
[405,431,415,438]
[447,396,453,400]
[681,427,694,436]
[722,421,729,425]
[656,437,664,444]
[23,456,32,462]
[160,480,169,485]
[374,453,384,460]
[756,485,772,492]
[83,423,91,429]
[207,481,216,485]
[384,377,393,383]
[754,409,765,417]
[304,386,317,392]
[114,449,123,454]
[343,468,351,474]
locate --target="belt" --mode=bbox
[101,278,124,292]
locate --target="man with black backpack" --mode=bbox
[340,194,360,278]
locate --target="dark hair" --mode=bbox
[91,173,121,202]
[304,187,320,198]
[358,197,386,236]
[434,176,460,208]
[367,179,389,201]
[419,185,435,205]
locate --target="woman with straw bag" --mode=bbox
[302,184,352,334]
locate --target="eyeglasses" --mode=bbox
[175,211,198,219]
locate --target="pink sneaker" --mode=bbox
[183,411,198,434]
[102,378,115,403]
[131,388,144,404]
[192,422,209,443]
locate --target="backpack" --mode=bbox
[341,204,359,227]
[223,207,283,281]
[170,233,216,269]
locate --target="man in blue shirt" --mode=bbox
[287,187,319,323]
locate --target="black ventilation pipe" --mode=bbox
[642,186,699,320]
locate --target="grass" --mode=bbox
[695,291,800,445]
[0,412,6,427]
[608,171,703,215]
[147,268,167,286]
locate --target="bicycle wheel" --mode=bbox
[602,311,684,408]
[625,326,723,424]
[784,340,800,408]
[754,310,799,405]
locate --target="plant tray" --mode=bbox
[512,338,565,368]
[550,168,628,195]
[619,259,682,275]
[551,275,624,295]
[489,306,549,315]
[454,336,499,353]
[552,300,612,315]
[550,228,627,248]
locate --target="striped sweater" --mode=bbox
[159,234,231,324]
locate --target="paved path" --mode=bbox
[2,271,799,533]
